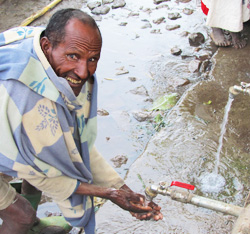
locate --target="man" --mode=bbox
[0,8,162,234]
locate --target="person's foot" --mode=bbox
[210,27,232,47]
[230,32,247,49]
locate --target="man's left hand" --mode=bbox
[119,184,163,221]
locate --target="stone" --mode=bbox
[188,32,205,46]
[112,0,126,9]
[166,24,180,31]
[199,59,211,73]
[119,22,128,26]
[97,109,109,116]
[144,98,154,103]
[115,66,129,75]
[87,1,101,10]
[183,8,193,15]
[168,12,182,20]
[188,59,202,73]
[150,29,162,34]
[156,4,169,9]
[130,85,149,96]
[132,110,152,122]
[153,0,170,4]
[91,5,110,15]
[141,22,152,29]
[171,46,182,56]
[111,155,128,168]
[103,0,114,4]
[141,8,152,14]
[128,77,137,82]
[128,12,140,17]
[153,17,165,24]
[197,52,211,61]
[178,0,191,2]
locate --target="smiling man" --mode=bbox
[0,8,162,234]
[41,15,102,96]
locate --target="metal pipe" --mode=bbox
[146,185,243,217]
[190,193,242,217]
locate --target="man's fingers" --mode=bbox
[146,212,152,218]
[153,213,163,221]
[154,215,160,221]
[148,201,161,211]
[135,213,151,220]
[130,210,163,221]
[129,201,153,213]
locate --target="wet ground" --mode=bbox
[1,0,250,233]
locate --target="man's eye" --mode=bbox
[67,54,77,60]
[89,57,98,62]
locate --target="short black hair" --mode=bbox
[44,8,102,48]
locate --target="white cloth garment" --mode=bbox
[203,0,250,32]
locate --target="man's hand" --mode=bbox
[130,201,163,221]
[110,184,163,221]
[75,182,163,221]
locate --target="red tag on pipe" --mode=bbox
[170,181,195,190]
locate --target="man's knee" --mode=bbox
[13,194,37,225]
[0,193,36,228]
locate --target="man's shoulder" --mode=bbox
[0,26,44,47]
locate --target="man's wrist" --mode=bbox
[103,187,119,201]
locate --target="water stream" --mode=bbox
[200,95,234,194]
[214,95,234,174]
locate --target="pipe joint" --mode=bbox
[170,188,193,203]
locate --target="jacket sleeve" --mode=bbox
[89,146,125,189]
[25,174,78,202]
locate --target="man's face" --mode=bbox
[42,18,102,96]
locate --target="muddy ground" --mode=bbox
[1,0,250,233]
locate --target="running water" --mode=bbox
[214,95,234,174]
[200,95,234,194]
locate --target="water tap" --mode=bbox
[229,82,250,98]
[145,181,167,201]
[145,181,195,201]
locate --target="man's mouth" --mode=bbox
[66,77,81,84]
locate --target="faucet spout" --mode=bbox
[229,82,250,98]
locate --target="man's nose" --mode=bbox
[75,60,89,80]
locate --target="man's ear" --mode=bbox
[40,36,52,57]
